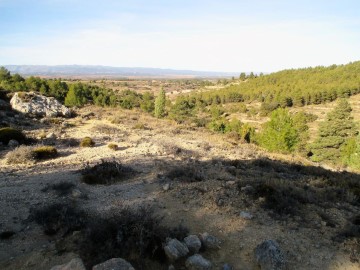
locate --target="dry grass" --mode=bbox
[5,145,36,164]
[80,137,95,147]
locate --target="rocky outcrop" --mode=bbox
[10,92,71,117]
[92,258,135,270]
[255,240,286,270]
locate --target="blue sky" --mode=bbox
[1,0,360,72]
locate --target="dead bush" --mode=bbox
[79,207,188,269]
[6,145,36,164]
[81,160,134,185]
[31,203,86,236]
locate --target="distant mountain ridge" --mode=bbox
[4,65,239,78]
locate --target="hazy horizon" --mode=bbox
[1,0,360,72]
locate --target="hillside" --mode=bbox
[0,104,359,270]
[188,61,360,108]
[4,65,238,79]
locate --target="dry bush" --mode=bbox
[132,123,147,130]
[80,137,95,147]
[30,203,86,236]
[60,138,80,147]
[6,145,58,164]
[42,181,76,196]
[6,145,36,164]
[92,124,119,135]
[110,114,125,124]
[79,207,188,269]
[81,160,134,185]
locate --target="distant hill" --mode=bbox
[4,65,239,78]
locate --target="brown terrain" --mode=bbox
[0,99,359,269]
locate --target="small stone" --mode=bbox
[240,211,254,220]
[50,258,86,270]
[164,238,189,261]
[185,254,212,270]
[222,264,233,270]
[199,233,220,250]
[225,180,236,187]
[46,132,56,139]
[92,258,135,270]
[8,140,19,147]
[168,265,175,270]
[241,185,255,194]
[163,183,171,191]
[184,235,202,253]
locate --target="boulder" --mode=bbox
[184,235,202,253]
[164,238,189,261]
[199,233,220,250]
[185,254,212,270]
[50,258,86,270]
[10,92,71,118]
[8,139,19,147]
[92,258,135,270]
[255,240,286,270]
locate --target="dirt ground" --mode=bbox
[0,106,359,270]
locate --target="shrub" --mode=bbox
[79,207,189,269]
[154,88,166,118]
[133,123,147,130]
[80,137,95,147]
[0,127,26,145]
[6,145,36,164]
[256,108,299,153]
[33,146,58,159]
[31,203,86,236]
[81,160,134,185]
[108,143,118,151]
[311,99,357,163]
[42,181,76,196]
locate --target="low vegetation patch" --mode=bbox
[0,127,26,145]
[165,162,205,183]
[81,160,134,185]
[6,145,36,164]
[33,146,58,159]
[108,143,118,151]
[42,181,76,196]
[80,137,95,147]
[79,207,188,269]
[6,145,58,164]
[30,203,86,236]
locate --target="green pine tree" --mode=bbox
[154,88,166,118]
[257,108,299,153]
[311,99,357,163]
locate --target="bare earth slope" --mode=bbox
[0,107,359,270]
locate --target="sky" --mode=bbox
[0,0,360,72]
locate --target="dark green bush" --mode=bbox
[33,146,58,159]
[0,127,26,144]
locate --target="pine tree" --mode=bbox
[154,88,166,118]
[311,99,357,163]
[257,108,299,153]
